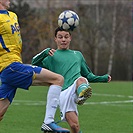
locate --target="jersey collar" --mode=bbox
[0,10,9,14]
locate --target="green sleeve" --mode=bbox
[31,48,51,67]
[86,73,109,82]
[81,55,109,82]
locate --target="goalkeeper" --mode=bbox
[32,27,111,133]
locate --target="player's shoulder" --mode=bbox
[8,11,18,17]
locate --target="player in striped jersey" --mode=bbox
[0,0,70,132]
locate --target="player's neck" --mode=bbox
[0,5,7,10]
[0,7,6,10]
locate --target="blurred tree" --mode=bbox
[9,0,38,63]
[8,0,132,80]
[9,0,36,25]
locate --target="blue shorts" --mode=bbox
[0,62,42,103]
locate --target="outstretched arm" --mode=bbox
[81,54,111,83]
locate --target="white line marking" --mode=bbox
[85,100,133,105]
[12,93,133,106]
[12,100,133,106]
[12,100,46,106]
[93,93,133,98]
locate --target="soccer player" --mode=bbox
[32,27,111,133]
[0,0,70,132]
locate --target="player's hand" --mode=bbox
[49,49,56,56]
[108,75,111,82]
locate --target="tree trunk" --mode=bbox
[94,1,100,74]
[108,0,117,75]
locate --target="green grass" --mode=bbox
[0,81,132,133]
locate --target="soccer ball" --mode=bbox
[58,10,79,31]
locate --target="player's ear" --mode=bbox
[54,37,57,42]
[70,36,72,41]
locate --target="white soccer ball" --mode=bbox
[58,10,79,31]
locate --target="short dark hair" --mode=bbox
[55,27,71,37]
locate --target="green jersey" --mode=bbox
[32,48,109,91]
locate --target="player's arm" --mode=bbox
[31,48,51,67]
[80,55,110,83]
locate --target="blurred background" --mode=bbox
[9,0,132,81]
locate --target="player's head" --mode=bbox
[54,27,72,50]
[55,27,71,37]
[0,0,11,10]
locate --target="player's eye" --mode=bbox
[57,36,62,39]
[65,35,69,39]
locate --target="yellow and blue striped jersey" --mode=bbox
[0,10,22,72]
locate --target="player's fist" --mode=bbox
[108,75,111,82]
[49,49,56,56]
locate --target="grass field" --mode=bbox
[0,81,132,133]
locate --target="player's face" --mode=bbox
[0,0,10,9]
[55,31,71,50]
